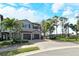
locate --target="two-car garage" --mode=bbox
[23,33,40,40]
[23,34,31,40]
[34,34,39,39]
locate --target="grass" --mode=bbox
[49,35,79,43]
[56,37,79,43]
[0,40,30,48]
[0,47,39,56]
[0,40,12,48]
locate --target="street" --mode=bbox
[29,47,79,56]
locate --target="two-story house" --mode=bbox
[0,15,41,40]
[21,20,41,40]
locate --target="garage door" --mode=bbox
[23,34,31,40]
[34,34,39,39]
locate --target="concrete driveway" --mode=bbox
[16,39,79,56]
[30,39,79,50]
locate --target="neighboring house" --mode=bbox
[0,14,10,40]
[0,15,42,40]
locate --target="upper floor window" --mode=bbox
[29,24,31,28]
[33,25,39,29]
[22,24,31,29]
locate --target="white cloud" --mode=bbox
[74,10,79,17]
[62,7,73,18]
[62,7,79,24]
[52,3,63,13]
[0,4,5,8]
[0,6,46,22]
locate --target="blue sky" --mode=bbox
[0,3,79,24]
[0,3,79,34]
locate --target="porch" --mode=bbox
[0,32,9,40]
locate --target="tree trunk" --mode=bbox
[0,30,1,40]
[68,27,69,37]
[55,26,58,37]
[67,27,69,41]
[61,23,64,37]
[43,32,46,39]
[9,29,13,45]
[76,31,78,41]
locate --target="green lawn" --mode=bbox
[56,37,79,43]
[49,35,79,43]
[0,47,39,56]
[0,40,12,48]
[0,40,30,48]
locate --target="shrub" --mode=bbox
[22,40,29,43]
[0,41,11,45]
[68,35,77,39]
[49,35,57,40]
[12,40,29,44]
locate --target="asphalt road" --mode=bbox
[29,47,79,56]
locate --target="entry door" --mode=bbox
[23,34,31,40]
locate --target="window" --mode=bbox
[33,25,39,29]
[28,24,31,28]
[22,24,27,28]
[23,24,31,29]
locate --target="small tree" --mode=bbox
[1,18,15,40]
[47,18,55,35]
[13,20,23,42]
[69,24,78,40]
[1,18,22,42]
[41,18,55,39]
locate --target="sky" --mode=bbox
[0,3,79,23]
[0,3,79,34]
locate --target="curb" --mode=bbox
[15,45,79,56]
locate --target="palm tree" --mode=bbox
[12,20,23,41]
[59,17,68,36]
[69,24,78,40]
[48,25,55,35]
[1,18,14,40]
[52,16,59,35]
[47,19,54,34]
[41,18,56,39]
[41,20,48,38]
[64,23,70,38]
[76,16,79,37]
[1,18,22,41]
